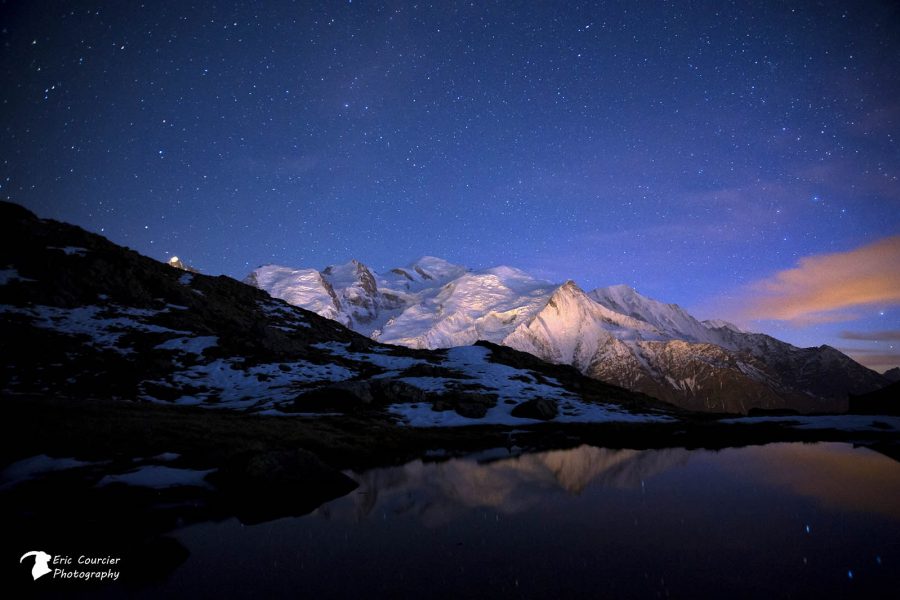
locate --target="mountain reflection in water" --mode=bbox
[162,442,900,599]
[316,443,900,528]
[319,446,692,526]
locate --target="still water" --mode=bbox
[156,443,900,598]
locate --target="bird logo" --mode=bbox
[19,550,52,580]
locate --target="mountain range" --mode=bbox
[0,201,672,425]
[0,199,887,417]
[246,257,889,413]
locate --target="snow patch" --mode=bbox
[0,304,190,355]
[152,452,181,462]
[721,415,900,432]
[98,466,214,489]
[386,345,675,427]
[48,246,88,256]
[155,335,218,356]
[258,300,312,328]
[1,455,101,490]
[0,268,35,285]
[165,357,356,409]
[313,341,427,372]
[389,398,673,428]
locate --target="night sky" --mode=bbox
[2,1,898,371]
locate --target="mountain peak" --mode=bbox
[546,280,590,305]
[560,279,583,292]
[324,258,368,272]
[321,259,375,283]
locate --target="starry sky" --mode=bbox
[2,1,899,371]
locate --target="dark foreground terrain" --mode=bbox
[3,392,899,595]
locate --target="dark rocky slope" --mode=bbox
[0,201,671,423]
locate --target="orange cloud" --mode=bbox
[839,330,900,341]
[741,236,900,323]
[838,348,900,373]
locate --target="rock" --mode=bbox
[328,380,376,404]
[374,379,428,404]
[209,449,358,524]
[292,380,374,410]
[453,399,488,418]
[511,398,558,420]
[346,337,372,353]
[431,390,496,419]
[293,378,429,411]
[400,363,470,379]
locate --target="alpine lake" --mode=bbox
[4,398,899,599]
[151,442,900,599]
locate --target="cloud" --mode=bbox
[739,236,900,323]
[837,347,900,373]
[839,330,900,342]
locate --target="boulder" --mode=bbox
[511,398,558,420]
[373,379,429,404]
[293,378,429,411]
[431,390,496,419]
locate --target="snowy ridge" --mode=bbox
[590,284,717,343]
[702,319,745,333]
[248,256,888,414]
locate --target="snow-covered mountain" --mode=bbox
[244,258,555,346]
[247,258,888,413]
[1,202,672,427]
